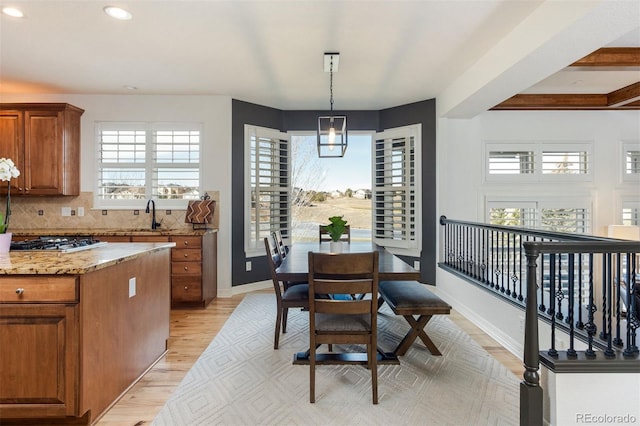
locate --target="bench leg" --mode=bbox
[394,315,442,356]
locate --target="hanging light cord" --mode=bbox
[329,56,334,115]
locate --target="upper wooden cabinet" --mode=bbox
[0,103,84,196]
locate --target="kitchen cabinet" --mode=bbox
[93,231,217,308]
[164,233,217,308]
[0,103,83,196]
[0,245,171,424]
[0,277,79,419]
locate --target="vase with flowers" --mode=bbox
[0,158,20,253]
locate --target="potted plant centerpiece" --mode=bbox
[322,215,348,253]
[0,158,20,253]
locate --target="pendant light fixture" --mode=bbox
[317,53,347,158]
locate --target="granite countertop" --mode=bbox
[12,228,217,237]
[0,242,176,275]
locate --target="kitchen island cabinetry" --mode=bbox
[0,243,173,424]
[0,103,83,196]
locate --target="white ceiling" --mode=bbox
[1,1,639,114]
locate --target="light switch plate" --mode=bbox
[129,277,136,297]
[61,207,72,217]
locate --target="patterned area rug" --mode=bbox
[153,293,519,425]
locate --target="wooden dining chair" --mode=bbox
[318,224,351,243]
[272,230,289,259]
[307,251,380,404]
[264,235,309,349]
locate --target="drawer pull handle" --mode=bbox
[184,253,189,258]
[184,241,189,246]
[16,288,24,295]
[184,266,189,271]
[184,286,188,290]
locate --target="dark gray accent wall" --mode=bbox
[379,99,437,284]
[231,98,436,286]
[231,100,285,284]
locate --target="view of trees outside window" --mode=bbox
[290,133,372,242]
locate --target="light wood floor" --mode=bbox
[96,291,523,426]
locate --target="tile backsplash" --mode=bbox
[7,191,219,231]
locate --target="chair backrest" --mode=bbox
[308,251,378,319]
[318,224,351,243]
[264,235,284,298]
[272,230,288,259]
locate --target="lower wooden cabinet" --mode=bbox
[96,231,217,308]
[0,294,79,419]
[170,232,217,308]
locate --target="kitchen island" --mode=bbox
[0,242,174,425]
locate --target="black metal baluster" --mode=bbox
[555,253,564,322]
[576,253,584,329]
[613,253,623,347]
[567,254,576,358]
[500,231,505,293]
[600,253,610,342]
[548,253,558,357]
[585,254,596,358]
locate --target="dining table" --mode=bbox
[276,241,420,365]
[275,241,420,283]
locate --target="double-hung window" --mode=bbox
[244,125,290,256]
[373,124,421,255]
[95,122,202,208]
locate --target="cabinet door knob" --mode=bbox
[183,241,189,246]
[184,286,188,290]
[15,288,24,295]
[184,266,189,271]
[184,253,189,258]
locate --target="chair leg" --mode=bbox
[370,342,378,404]
[310,346,316,403]
[274,306,282,350]
[282,308,289,333]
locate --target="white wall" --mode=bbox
[436,109,640,356]
[1,93,234,297]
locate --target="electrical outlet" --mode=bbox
[77,207,84,217]
[129,277,136,298]
[246,261,252,271]
[414,260,420,270]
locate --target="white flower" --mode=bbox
[0,158,20,182]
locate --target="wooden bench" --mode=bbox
[378,280,451,356]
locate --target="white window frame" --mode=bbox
[372,124,421,256]
[485,197,592,234]
[94,121,202,209]
[244,125,290,257]
[484,141,593,182]
[621,141,640,182]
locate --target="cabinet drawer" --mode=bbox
[0,277,78,303]
[172,248,202,262]
[171,262,201,276]
[171,278,202,302]
[170,236,202,249]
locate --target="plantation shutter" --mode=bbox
[245,125,290,255]
[373,124,421,252]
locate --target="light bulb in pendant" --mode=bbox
[328,126,336,150]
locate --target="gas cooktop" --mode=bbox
[10,236,108,253]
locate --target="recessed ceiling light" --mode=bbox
[104,6,132,20]
[2,7,24,18]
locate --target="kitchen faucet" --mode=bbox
[145,199,160,230]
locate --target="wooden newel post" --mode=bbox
[521,243,543,426]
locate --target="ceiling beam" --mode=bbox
[608,82,640,107]
[571,47,640,67]
[492,48,640,110]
